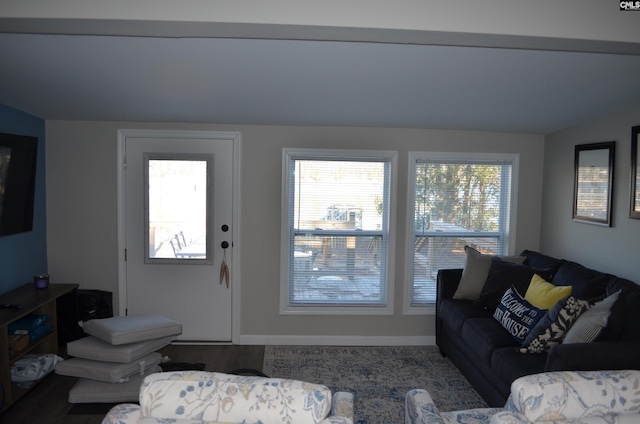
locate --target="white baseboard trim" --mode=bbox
[238,334,436,346]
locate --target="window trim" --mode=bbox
[403,151,520,315]
[143,152,214,265]
[280,148,398,316]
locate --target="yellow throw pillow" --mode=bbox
[524,274,572,309]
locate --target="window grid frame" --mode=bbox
[404,151,519,315]
[280,148,397,316]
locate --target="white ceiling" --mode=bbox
[1,31,640,134]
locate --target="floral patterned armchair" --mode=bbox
[102,371,353,424]
[406,370,640,424]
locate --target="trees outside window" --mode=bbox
[408,152,518,308]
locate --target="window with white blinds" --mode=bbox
[407,152,518,308]
[281,149,396,313]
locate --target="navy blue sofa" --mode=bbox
[435,250,640,407]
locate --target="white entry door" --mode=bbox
[121,130,237,342]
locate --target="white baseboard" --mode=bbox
[238,334,436,346]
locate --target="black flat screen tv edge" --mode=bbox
[0,132,38,236]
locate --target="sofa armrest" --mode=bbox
[138,371,337,423]
[405,389,501,424]
[437,268,463,302]
[490,411,532,424]
[436,269,463,352]
[102,403,143,424]
[405,389,442,424]
[504,370,640,422]
[330,391,354,423]
[545,341,640,371]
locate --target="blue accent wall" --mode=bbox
[0,104,47,294]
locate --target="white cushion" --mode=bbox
[83,314,181,345]
[67,335,175,363]
[68,365,162,403]
[55,352,163,383]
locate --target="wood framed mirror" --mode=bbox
[630,126,640,219]
[573,142,615,226]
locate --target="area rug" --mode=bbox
[263,345,487,424]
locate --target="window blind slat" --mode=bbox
[411,159,513,306]
[286,156,391,307]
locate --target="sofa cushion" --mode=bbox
[454,246,494,300]
[83,314,182,345]
[67,335,175,363]
[493,286,546,344]
[461,318,519,364]
[607,277,640,341]
[491,347,547,387]
[520,250,564,274]
[524,274,572,309]
[563,290,621,344]
[519,296,590,354]
[595,290,626,342]
[552,261,614,299]
[479,260,537,311]
[439,299,492,335]
[454,246,525,301]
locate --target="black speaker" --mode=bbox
[56,288,83,344]
[77,289,113,322]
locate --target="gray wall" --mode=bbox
[46,121,544,344]
[541,99,640,283]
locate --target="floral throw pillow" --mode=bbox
[519,296,590,354]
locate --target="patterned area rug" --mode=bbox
[262,345,487,424]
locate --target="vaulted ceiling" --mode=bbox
[1,3,640,135]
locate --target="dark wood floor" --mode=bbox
[1,345,265,424]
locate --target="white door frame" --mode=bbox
[117,129,242,344]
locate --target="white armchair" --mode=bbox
[102,370,353,424]
[406,370,640,424]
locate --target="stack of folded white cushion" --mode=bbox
[55,314,182,404]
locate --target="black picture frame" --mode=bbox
[630,126,640,219]
[0,133,38,236]
[573,142,615,226]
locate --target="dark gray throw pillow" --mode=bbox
[454,246,526,301]
[479,259,553,311]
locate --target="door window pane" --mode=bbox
[146,157,208,261]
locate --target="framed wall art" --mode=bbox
[573,142,615,226]
[630,126,640,219]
